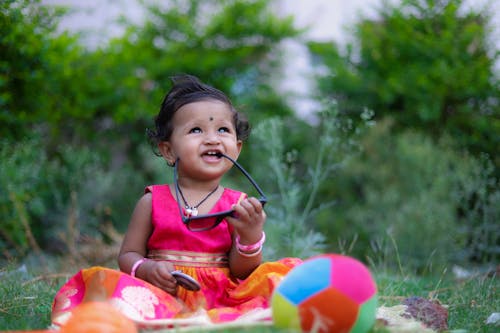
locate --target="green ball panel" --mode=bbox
[350,294,378,333]
[271,292,301,330]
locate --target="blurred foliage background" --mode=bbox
[1,0,498,275]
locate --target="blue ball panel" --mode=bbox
[276,257,331,305]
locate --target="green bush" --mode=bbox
[0,138,149,260]
[251,118,326,259]
[308,0,500,166]
[250,111,368,260]
[0,138,54,257]
[452,153,499,263]
[319,118,499,272]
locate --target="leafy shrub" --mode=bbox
[250,118,323,259]
[320,118,499,272]
[0,141,47,254]
[250,111,367,260]
[452,153,499,263]
[0,138,148,260]
[308,0,500,162]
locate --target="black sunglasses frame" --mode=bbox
[173,153,267,232]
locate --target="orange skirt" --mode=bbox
[51,258,301,329]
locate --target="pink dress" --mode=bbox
[51,185,301,329]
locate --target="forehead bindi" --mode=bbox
[175,100,233,123]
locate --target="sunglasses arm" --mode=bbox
[217,153,267,204]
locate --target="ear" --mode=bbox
[158,141,176,166]
[235,140,243,159]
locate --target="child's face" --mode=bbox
[159,99,242,180]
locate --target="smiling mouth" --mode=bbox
[204,151,223,159]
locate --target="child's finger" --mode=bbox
[158,263,177,283]
[246,197,263,213]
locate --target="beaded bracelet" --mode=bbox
[237,244,263,257]
[130,258,148,277]
[235,232,266,253]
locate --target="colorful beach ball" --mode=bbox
[271,254,378,333]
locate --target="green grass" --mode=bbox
[0,265,66,330]
[441,276,498,332]
[376,271,498,332]
[0,258,497,332]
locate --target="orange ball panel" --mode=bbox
[298,287,358,333]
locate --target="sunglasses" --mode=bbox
[173,153,267,232]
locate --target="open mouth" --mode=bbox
[203,151,223,159]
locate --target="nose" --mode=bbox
[204,130,220,144]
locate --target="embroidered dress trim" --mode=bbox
[147,250,229,268]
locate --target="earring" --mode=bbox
[167,160,175,167]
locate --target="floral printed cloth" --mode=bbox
[51,258,300,329]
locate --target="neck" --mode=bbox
[176,175,221,191]
[177,183,220,217]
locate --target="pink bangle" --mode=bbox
[131,258,148,277]
[237,245,263,257]
[236,232,266,252]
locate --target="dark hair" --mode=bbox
[147,74,250,154]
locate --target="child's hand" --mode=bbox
[142,260,178,295]
[227,197,266,244]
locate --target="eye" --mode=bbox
[189,127,202,134]
[218,127,231,133]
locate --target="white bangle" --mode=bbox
[237,245,263,257]
[131,258,148,277]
